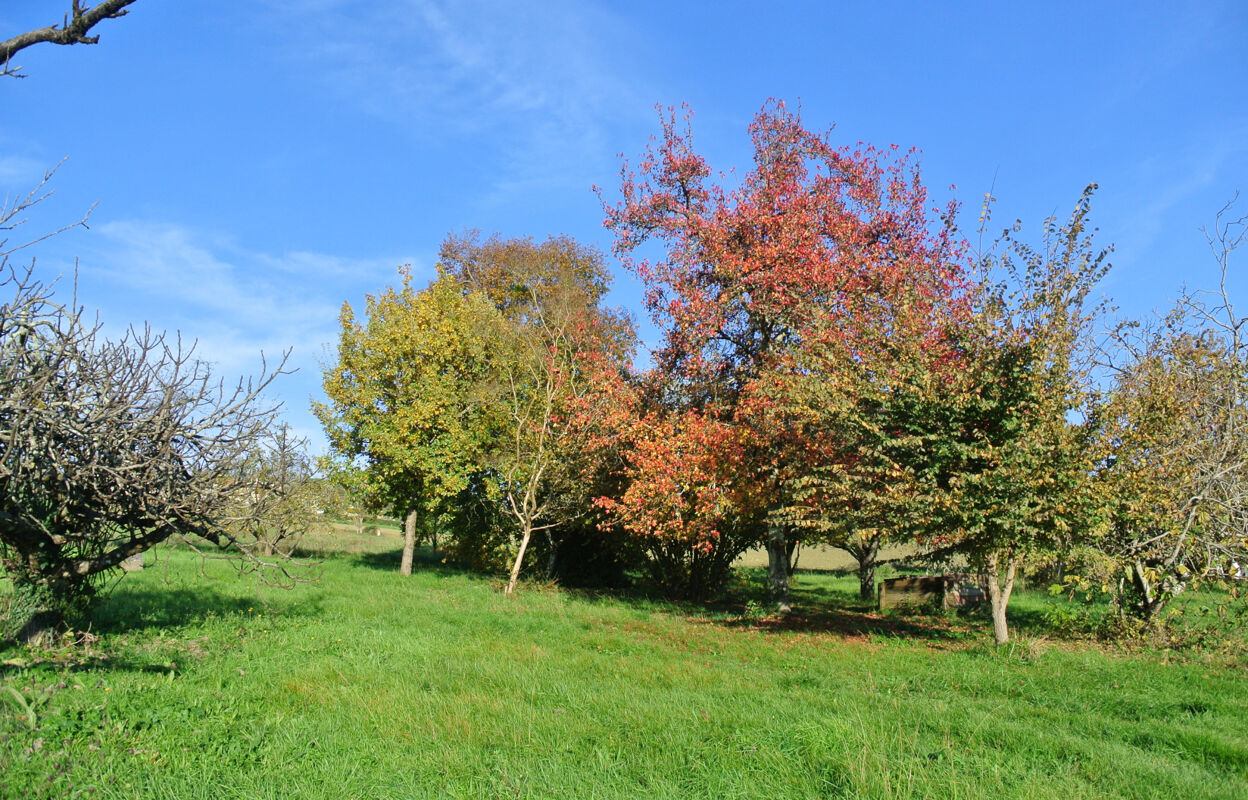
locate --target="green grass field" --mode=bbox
[1,533,1246,799]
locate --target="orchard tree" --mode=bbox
[601,101,966,606]
[1096,199,1248,621]
[928,186,1110,644]
[314,270,506,576]
[597,408,765,600]
[438,233,633,593]
[0,261,290,643]
[0,2,303,645]
[783,186,1109,641]
[224,424,330,559]
[318,235,632,591]
[775,309,966,601]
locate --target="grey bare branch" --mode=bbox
[1,1,139,78]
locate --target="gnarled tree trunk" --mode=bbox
[848,535,882,601]
[4,567,79,646]
[1125,560,1171,621]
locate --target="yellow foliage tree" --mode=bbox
[314,269,507,575]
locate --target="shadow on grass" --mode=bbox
[713,607,970,641]
[350,545,481,578]
[0,584,327,675]
[719,565,1131,642]
[88,585,322,636]
[0,651,200,677]
[333,551,1084,645]
[557,566,974,643]
[675,566,979,642]
[0,588,325,674]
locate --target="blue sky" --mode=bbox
[3,1,1246,454]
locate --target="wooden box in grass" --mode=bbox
[877,575,987,610]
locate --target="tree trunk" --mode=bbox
[399,509,418,576]
[505,524,534,595]
[858,559,876,601]
[855,536,881,601]
[1128,560,1168,621]
[766,521,791,614]
[6,572,71,646]
[985,552,1018,645]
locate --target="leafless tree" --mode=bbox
[1,1,138,78]
[0,185,291,644]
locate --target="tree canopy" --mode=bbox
[316,234,634,590]
[598,101,969,603]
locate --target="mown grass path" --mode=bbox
[2,544,1246,799]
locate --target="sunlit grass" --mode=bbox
[1,539,1245,799]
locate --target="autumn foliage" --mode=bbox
[594,409,764,599]
[603,102,965,388]
[317,234,637,588]
[595,101,970,599]
[310,100,1246,646]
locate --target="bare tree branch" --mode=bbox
[1,0,139,78]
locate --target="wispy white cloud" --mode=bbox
[1107,124,1248,260]
[0,155,46,187]
[263,0,649,201]
[74,219,411,455]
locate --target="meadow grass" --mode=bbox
[1,537,1245,800]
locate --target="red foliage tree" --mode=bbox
[595,409,765,599]
[599,101,968,605]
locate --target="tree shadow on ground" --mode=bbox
[709,575,1097,643]
[559,565,968,641]
[350,545,482,579]
[0,584,326,677]
[0,650,205,677]
[87,585,323,636]
[699,588,975,642]
[709,606,972,641]
[683,566,982,642]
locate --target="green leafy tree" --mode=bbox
[775,321,964,601]
[318,235,632,591]
[788,186,1111,639]
[932,186,1110,644]
[314,269,506,575]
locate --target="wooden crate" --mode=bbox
[878,574,987,610]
